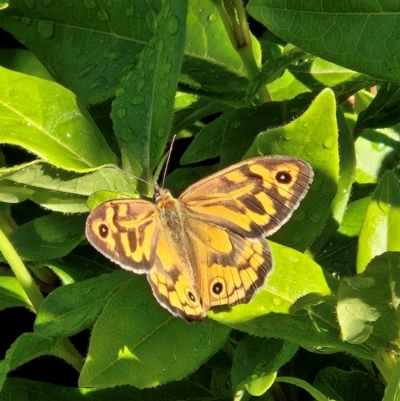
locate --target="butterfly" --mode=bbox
[85,156,313,321]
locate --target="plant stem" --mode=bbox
[50,338,85,373]
[0,226,85,372]
[210,0,271,102]
[0,227,43,313]
[374,348,400,384]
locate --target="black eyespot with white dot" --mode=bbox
[99,224,109,238]
[188,291,196,302]
[276,171,292,184]
[212,282,223,295]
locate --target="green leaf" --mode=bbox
[247,1,400,81]
[314,367,383,401]
[232,337,297,398]
[277,376,329,401]
[357,171,400,273]
[0,162,136,212]
[383,360,400,401]
[355,83,400,134]
[181,92,317,167]
[310,108,356,254]
[0,377,217,401]
[354,125,400,185]
[0,333,58,390]
[0,276,32,311]
[246,89,339,251]
[9,213,86,261]
[0,1,254,105]
[337,252,400,350]
[210,242,331,323]
[0,67,117,170]
[34,272,128,338]
[110,1,187,178]
[79,275,230,388]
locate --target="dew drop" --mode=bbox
[116,108,127,118]
[83,0,96,8]
[146,10,157,33]
[136,79,145,92]
[208,13,217,22]
[131,95,144,105]
[119,127,134,143]
[38,21,55,38]
[21,17,31,25]
[323,137,334,149]
[167,15,180,35]
[157,127,166,138]
[125,6,134,16]
[115,87,125,97]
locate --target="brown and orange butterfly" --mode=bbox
[85,156,313,321]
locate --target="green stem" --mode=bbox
[0,227,44,313]
[50,338,85,373]
[210,0,271,102]
[374,348,399,384]
[0,226,85,373]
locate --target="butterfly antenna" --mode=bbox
[101,164,155,188]
[161,135,176,187]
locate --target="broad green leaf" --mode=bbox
[246,89,339,251]
[1,162,137,213]
[277,376,329,401]
[0,0,256,105]
[210,242,331,323]
[357,171,400,273]
[310,108,356,254]
[354,125,400,185]
[0,67,117,171]
[181,92,317,167]
[46,253,114,285]
[0,333,58,390]
[79,276,230,388]
[213,244,374,360]
[0,377,217,401]
[9,213,86,261]
[232,337,297,399]
[247,1,400,82]
[110,1,187,178]
[314,367,383,401]
[337,252,400,351]
[383,360,400,401]
[316,197,370,276]
[34,272,128,338]
[0,276,32,311]
[355,83,400,133]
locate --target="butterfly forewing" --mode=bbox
[86,199,160,273]
[179,157,313,238]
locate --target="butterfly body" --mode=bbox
[86,156,313,321]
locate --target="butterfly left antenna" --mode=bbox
[100,164,155,188]
[161,135,176,187]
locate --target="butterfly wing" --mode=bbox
[147,229,206,321]
[182,218,273,311]
[179,156,313,238]
[85,199,160,273]
[177,156,313,312]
